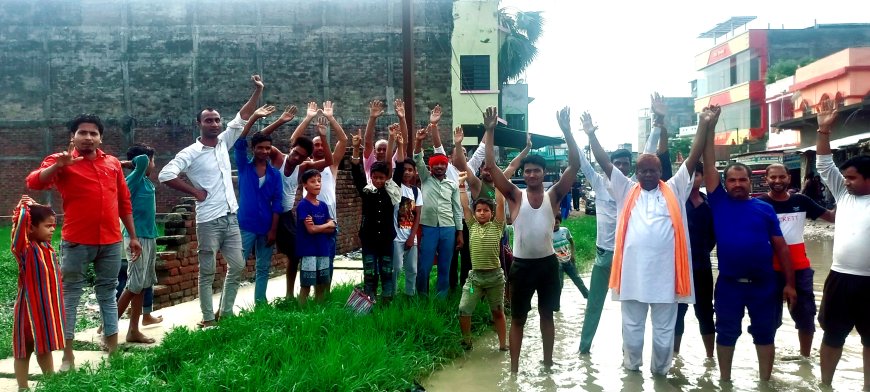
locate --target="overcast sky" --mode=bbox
[497,0,868,150]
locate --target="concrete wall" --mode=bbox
[450,0,499,132]
[0,0,453,254]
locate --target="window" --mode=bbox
[696,49,760,96]
[505,113,525,131]
[460,55,490,91]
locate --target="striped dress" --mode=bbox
[10,206,65,358]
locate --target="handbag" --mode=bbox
[345,285,374,315]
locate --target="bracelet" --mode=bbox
[817,128,831,135]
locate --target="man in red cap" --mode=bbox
[413,122,464,299]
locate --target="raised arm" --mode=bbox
[350,128,363,173]
[238,75,265,121]
[582,112,614,179]
[261,105,297,137]
[458,171,474,222]
[453,126,482,195]
[322,101,347,172]
[394,99,412,157]
[364,100,385,159]
[314,116,334,170]
[495,188,505,224]
[290,102,319,144]
[548,107,580,202]
[702,107,721,192]
[428,104,444,149]
[815,100,837,156]
[681,105,714,176]
[483,107,521,203]
[386,123,398,176]
[395,127,407,162]
[413,127,432,182]
[239,105,276,139]
[505,131,532,177]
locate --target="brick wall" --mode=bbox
[0,0,454,254]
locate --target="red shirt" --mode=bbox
[26,149,133,245]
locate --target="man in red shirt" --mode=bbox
[26,114,141,371]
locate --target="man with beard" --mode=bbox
[701,106,797,382]
[291,101,348,283]
[159,75,264,328]
[813,101,870,389]
[485,106,579,373]
[757,163,835,358]
[26,114,141,370]
[414,122,464,300]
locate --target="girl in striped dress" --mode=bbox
[10,195,65,389]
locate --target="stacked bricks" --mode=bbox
[151,198,289,310]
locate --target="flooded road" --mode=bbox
[424,224,865,391]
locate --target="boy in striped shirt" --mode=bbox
[457,172,508,352]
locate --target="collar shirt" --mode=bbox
[414,152,462,230]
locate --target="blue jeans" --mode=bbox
[116,259,154,313]
[417,226,456,299]
[241,229,275,304]
[60,240,122,339]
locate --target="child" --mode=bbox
[296,169,336,305]
[350,128,400,303]
[553,216,589,299]
[10,195,65,390]
[457,172,507,351]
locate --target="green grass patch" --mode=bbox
[37,286,494,391]
[561,215,597,272]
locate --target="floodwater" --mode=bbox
[424,223,865,391]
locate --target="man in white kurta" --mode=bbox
[608,159,695,375]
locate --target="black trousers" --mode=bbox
[449,221,471,290]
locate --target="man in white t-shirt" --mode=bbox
[814,102,870,390]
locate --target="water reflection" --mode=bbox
[424,233,863,391]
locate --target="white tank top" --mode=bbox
[302,166,337,220]
[279,156,300,213]
[512,190,556,259]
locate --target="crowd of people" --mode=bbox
[9,76,869,390]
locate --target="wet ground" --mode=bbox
[424,223,865,391]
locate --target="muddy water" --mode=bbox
[424,229,865,391]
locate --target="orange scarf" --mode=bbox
[609,180,691,297]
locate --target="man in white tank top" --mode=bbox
[290,102,348,288]
[484,106,580,373]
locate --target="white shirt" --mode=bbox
[279,157,300,213]
[609,164,695,304]
[434,143,486,183]
[394,184,423,244]
[817,154,870,276]
[159,112,246,223]
[578,150,617,251]
[303,166,337,220]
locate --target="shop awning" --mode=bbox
[797,132,870,152]
[459,124,565,149]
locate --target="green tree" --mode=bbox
[766,57,815,84]
[498,9,543,85]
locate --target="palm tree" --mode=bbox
[498,9,543,85]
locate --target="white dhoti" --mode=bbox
[621,300,678,375]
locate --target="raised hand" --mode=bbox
[252,104,276,120]
[483,106,498,130]
[305,102,319,119]
[396,131,404,145]
[457,171,468,186]
[651,92,667,118]
[251,75,264,89]
[394,99,406,118]
[322,101,335,118]
[580,111,597,135]
[429,104,443,124]
[369,100,385,118]
[388,123,400,141]
[698,106,715,128]
[556,106,571,133]
[415,127,429,143]
[56,142,84,167]
[352,129,362,149]
[709,105,722,127]
[817,100,837,132]
[315,116,328,140]
[526,130,533,149]
[280,105,298,123]
[17,195,35,209]
[453,126,464,145]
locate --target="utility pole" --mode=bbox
[402,0,415,156]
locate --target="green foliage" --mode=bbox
[560,216,597,272]
[766,57,815,84]
[498,9,544,85]
[36,288,494,391]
